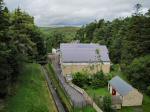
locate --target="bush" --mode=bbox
[103,96,116,112]
[91,72,108,89]
[72,72,89,88]
[72,71,109,89]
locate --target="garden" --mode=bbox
[72,71,116,112]
[72,65,150,112]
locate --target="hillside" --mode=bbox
[4,64,57,112]
[40,26,80,40]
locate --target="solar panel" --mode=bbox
[60,43,110,63]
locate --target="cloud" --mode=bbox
[4,0,150,26]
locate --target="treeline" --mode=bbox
[75,8,150,95]
[0,0,46,98]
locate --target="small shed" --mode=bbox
[108,76,143,107]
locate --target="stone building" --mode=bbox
[60,43,110,76]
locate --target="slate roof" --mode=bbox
[109,76,134,96]
[60,43,110,63]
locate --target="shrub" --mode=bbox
[91,72,108,89]
[72,72,88,88]
[72,71,108,89]
[103,96,116,112]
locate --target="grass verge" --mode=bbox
[74,105,96,112]
[5,63,57,112]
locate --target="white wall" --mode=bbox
[108,84,121,96]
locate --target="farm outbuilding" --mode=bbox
[108,76,143,107]
[59,43,110,76]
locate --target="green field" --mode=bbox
[5,63,57,112]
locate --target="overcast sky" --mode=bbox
[4,0,150,27]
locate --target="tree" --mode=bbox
[0,2,47,97]
[121,15,150,66]
[145,9,150,17]
[126,55,150,94]
[10,8,47,62]
[46,36,52,53]
[0,0,12,97]
[84,22,97,42]
[49,32,64,48]
[75,27,85,42]
[134,3,142,15]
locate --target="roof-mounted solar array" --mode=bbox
[60,43,110,63]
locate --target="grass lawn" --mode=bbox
[142,94,150,112]
[74,105,96,112]
[86,87,109,98]
[5,63,57,112]
[118,107,133,112]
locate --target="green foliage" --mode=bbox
[86,87,109,98]
[75,9,150,95]
[147,86,150,96]
[75,12,150,65]
[91,72,108,89]
[49,32,64,48]
[72,71,109,89]
[74,105,96,112]
[5,64,57,112]
[103,96,111,112]
[102,96,115,112]
[126,55,150,95]
[0,0,47,97]
[40,26,79,50]
[72,72,89,88]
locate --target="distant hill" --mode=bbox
[39,26,80,40]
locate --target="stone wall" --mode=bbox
[122,89,143,106]
[62,63,110,76]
